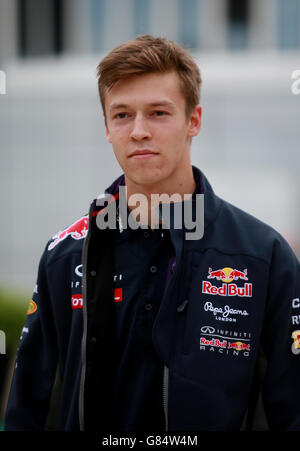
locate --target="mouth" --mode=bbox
[129,150,159,160]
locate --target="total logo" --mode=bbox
[202,267,252,298]
[72,294,83,310]
[199,326,251,357]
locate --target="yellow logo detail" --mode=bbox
[27,300,37,315]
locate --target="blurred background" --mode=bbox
[0,0,299,430]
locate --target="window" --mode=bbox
[90,0,106,51]
[134,0,150,36]
[18,0,63,57]
[227,0,249,50]
[277,0,300,49]
[178,0,199,49]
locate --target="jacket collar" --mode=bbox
[89,166,222,253]
[101,165,221,232]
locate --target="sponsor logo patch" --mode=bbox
[75,264,83,277]
[48,216,89,251]
[114,288,123,302]
[71,294,83,310]
[203,267,252,298]
[27,300,37,315]
[199,325,251,357]
[71,264,83,289]
[292,315,300,325]
[291,298,300,325]
[291,330,300,355]
[203,301,249,323]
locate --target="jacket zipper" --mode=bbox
[160,253,183,432]
[161,258,180,432]
[78,205,93,431]
[163,365,169,430]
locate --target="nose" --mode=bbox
[130,114,151,141]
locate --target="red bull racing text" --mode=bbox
[200,335,251,357]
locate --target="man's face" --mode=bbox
[105,71,201,189]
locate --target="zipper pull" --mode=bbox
[177,299,188,313]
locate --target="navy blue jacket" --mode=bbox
[5,167,300,431]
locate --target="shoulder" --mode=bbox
[215,198,296,265]
[45,214,89,264]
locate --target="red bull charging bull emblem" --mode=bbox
[48,216,89,251]
[203,266,252,298]
[227,341,250,351]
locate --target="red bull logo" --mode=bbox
[203,267,252,298]
[227,341,250,351]
[48,216,89,250]
[200,337,227,348]
[207,268,226,281]
[207,267,248,282]
[200,335,251,356]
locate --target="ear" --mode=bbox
[105,126,112,143]
[188,105,202,138]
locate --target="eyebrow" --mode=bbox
[109,100,176,112]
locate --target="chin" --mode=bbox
[127,169,164,188]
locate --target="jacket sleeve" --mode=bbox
[4,242,58,430]
[260,234,300,430]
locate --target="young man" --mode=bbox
[5,35,300,431]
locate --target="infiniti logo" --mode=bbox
[75,264,83,277]
[201,326,215,334]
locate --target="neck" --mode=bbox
[124,165,196,229]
